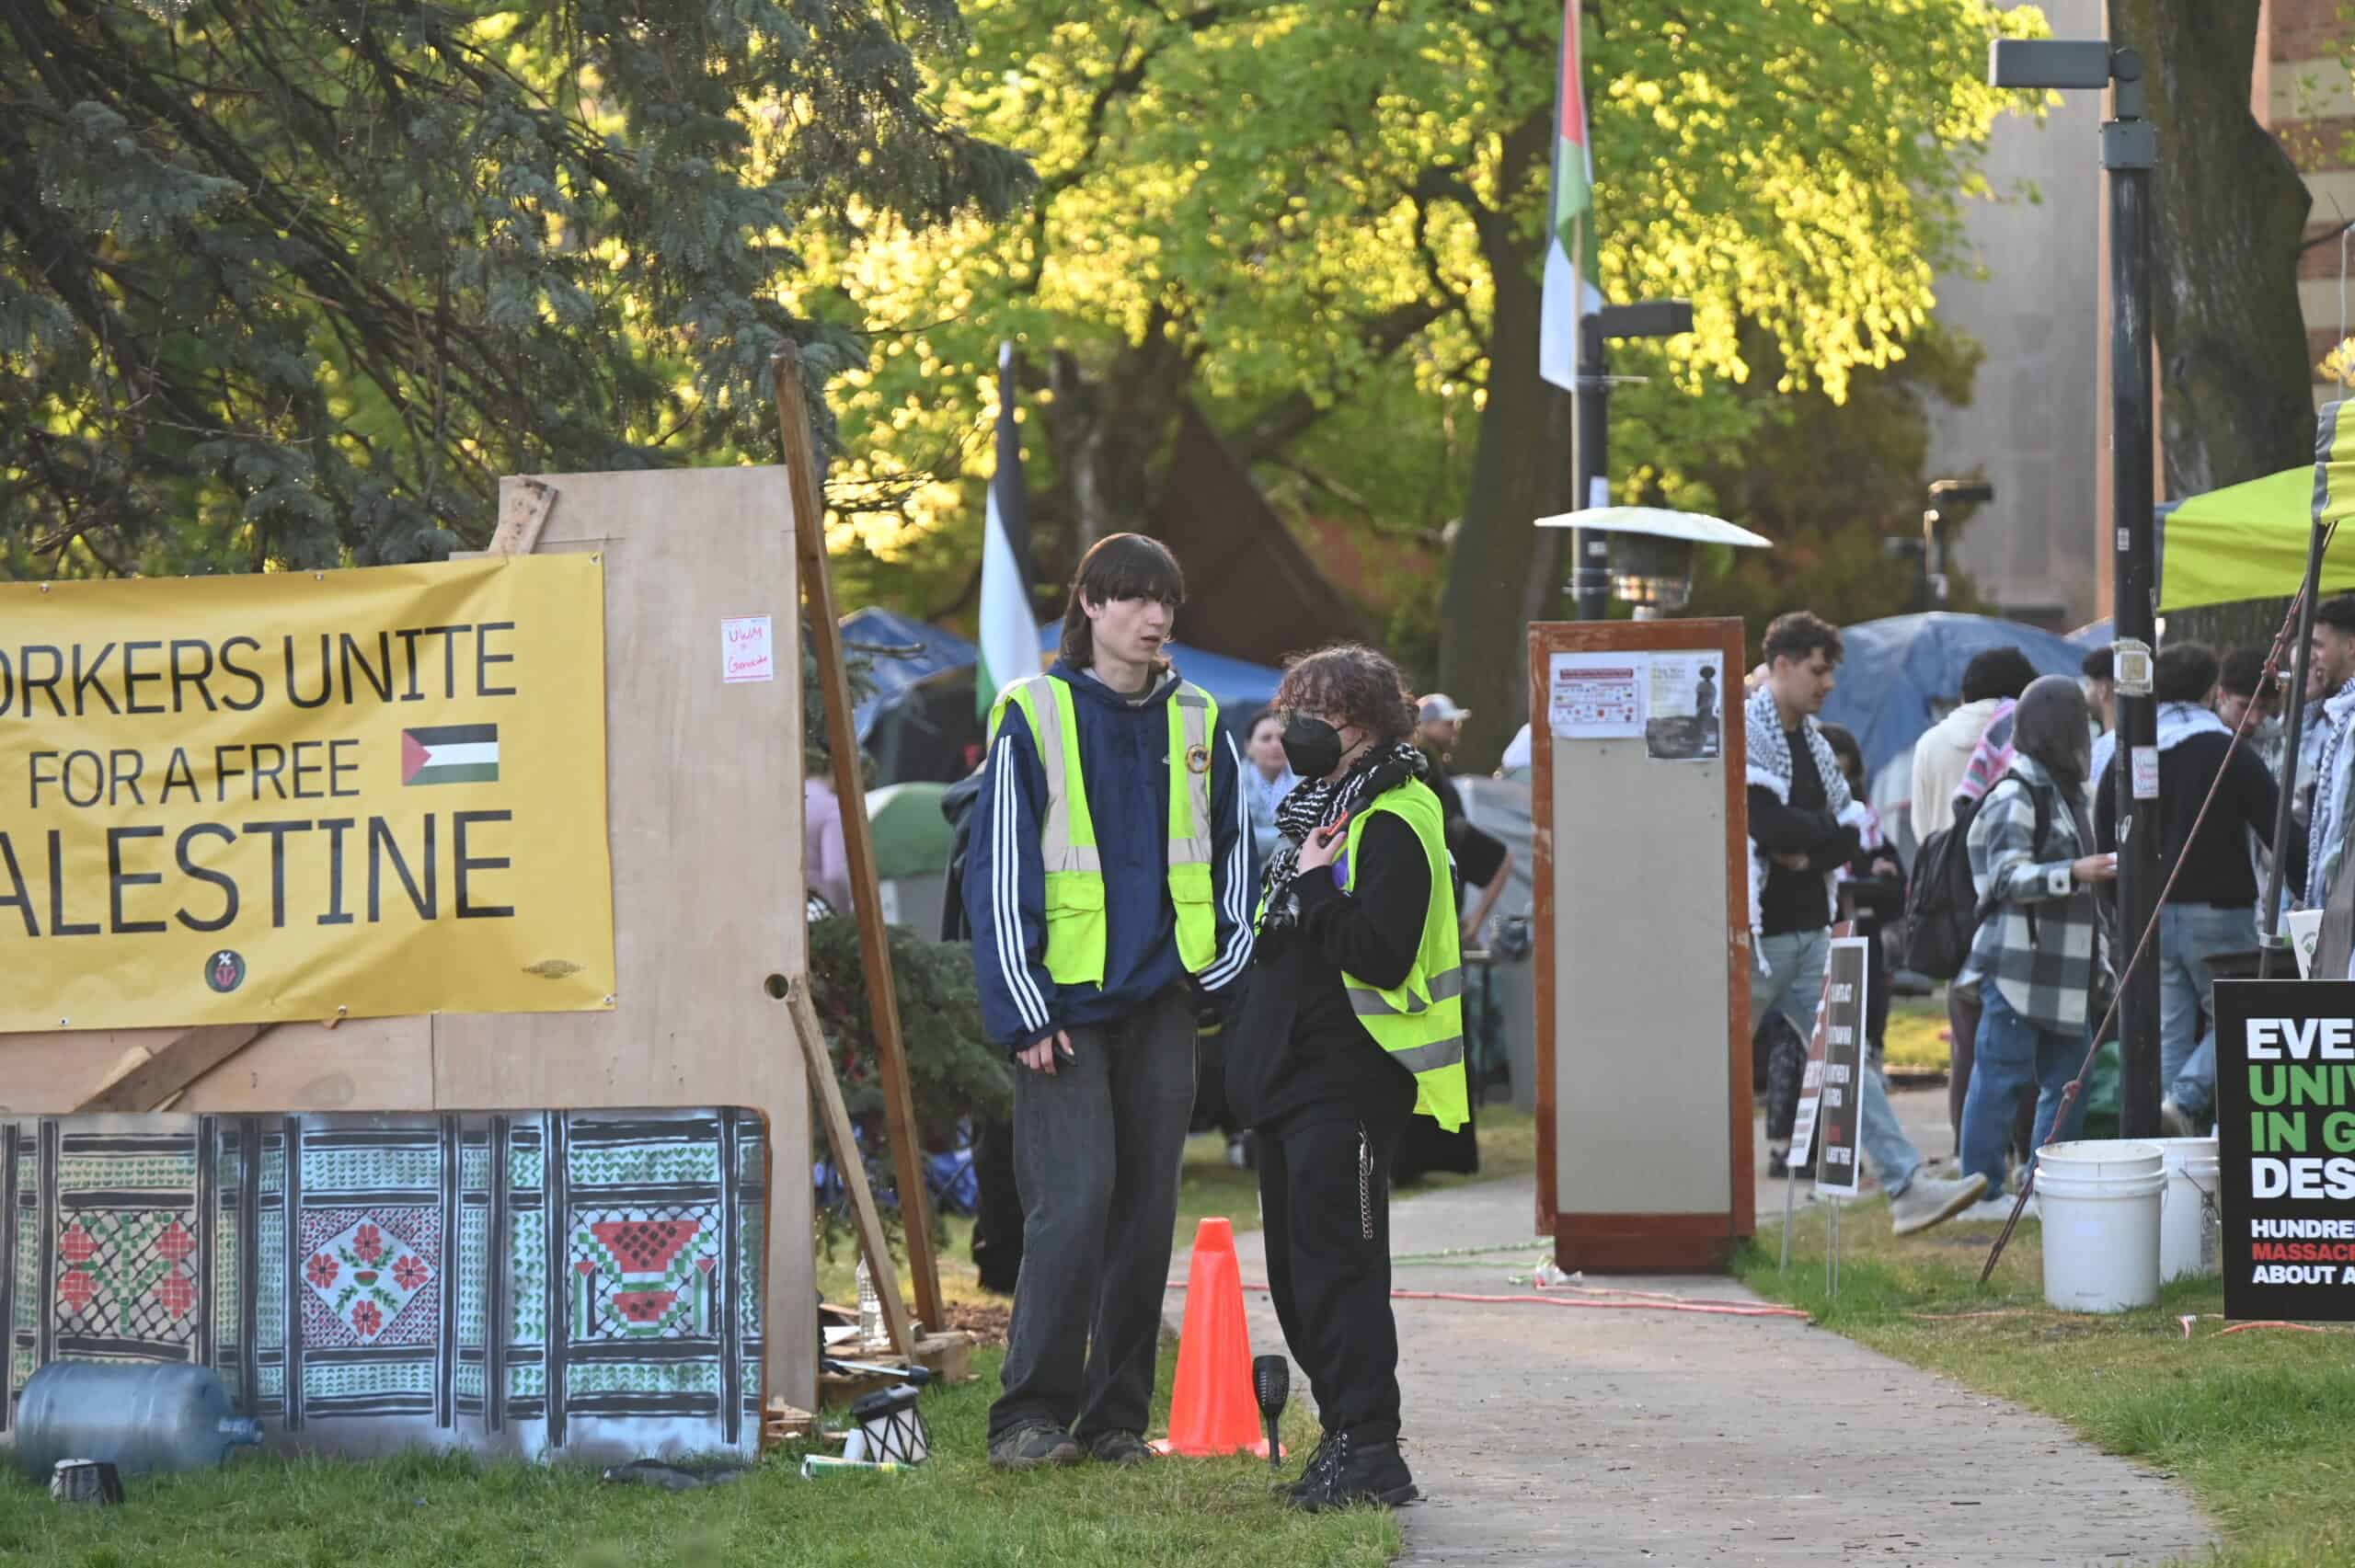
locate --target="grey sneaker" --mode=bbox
[1085,1429,1154,1466]
[2159,1098,2199,1139]
[1889,1171,1988,1236]
[988,1423,1081,1471]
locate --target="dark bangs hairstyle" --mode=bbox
[1273,644,1418,745]
[1059,533,1186,668]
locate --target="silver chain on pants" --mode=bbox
[1358,1122,1374,1241]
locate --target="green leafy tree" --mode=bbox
[0,0,1030,575]
[806,0,2047,760]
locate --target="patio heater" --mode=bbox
[1534,506,1774,620]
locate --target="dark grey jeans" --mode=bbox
[988,986,1198,1442]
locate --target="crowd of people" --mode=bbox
[1746,600,2338,1233]
[897,540,2352,1506]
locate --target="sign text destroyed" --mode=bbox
[0,557,615,1032]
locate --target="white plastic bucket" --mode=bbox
[2146,1137,2222,1283]
[2036,1139,2166,1312]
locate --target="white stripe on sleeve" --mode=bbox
[1200,730,1255,987]
[990,736,1049,1030]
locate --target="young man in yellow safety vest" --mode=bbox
[965,533,1256,1471]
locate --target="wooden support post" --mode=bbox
[788,985,916,1359]
[770,347,946,1333]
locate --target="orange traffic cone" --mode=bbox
[1159,1217,1269,1457]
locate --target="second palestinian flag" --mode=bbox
[402,723,499,785]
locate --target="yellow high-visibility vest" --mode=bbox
[1339,779,1470,1131]
[988,673,1220,985]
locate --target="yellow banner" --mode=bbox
[0,556,615,1032]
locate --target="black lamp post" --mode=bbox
[1989,37,2161,1140]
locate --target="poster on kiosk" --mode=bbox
[2214,979,2355,1322]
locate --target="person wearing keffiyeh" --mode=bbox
[1224,644,1460,1515]
[1746,612,1984,1234]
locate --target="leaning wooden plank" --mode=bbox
[770,346,946,1333]
[75,1024,269,1113]
[488,475,558,556]
[788,984,917,1359]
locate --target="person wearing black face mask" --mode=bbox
[1226,644,1467,1514]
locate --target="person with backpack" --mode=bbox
[1747,612,1983,1232]
[964,533,1256,1471]
[1908,648,2038,1146]
[1958,675,2114,1213]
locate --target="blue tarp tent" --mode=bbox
[1819,612,2087,778]
[842,608,979,740]
[849,612,1285,784]
[2067,618,2112,649]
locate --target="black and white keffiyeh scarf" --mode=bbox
[1258,739,1429,925]
[1741,682,1851,815]
[1741,681,1862,973]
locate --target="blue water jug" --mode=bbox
[14,1362,263,1477]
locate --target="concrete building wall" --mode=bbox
[1923,0,2106,632]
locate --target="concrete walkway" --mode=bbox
[1176,1082,2213,1567]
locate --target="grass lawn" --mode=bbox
[1881,992,1950,1074]
[0,1345,1396,1568]
[1744,1199,2355,1566]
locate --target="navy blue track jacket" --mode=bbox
[964,658,1256,1051]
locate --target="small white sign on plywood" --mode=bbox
[723,614,776,683]
[1547,651,1645,738]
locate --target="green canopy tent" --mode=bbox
[2160,465,2330,611]
[864,782,954,880]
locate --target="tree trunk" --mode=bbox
[1438,119,1572,771]
[2111,0,2314,496]
[1038,321,1193,584]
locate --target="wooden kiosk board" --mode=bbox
[0,467,818,1407]
[1530,619,1753,1270]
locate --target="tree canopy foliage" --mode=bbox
[0,0,1030,575]
[800,0,2047,756]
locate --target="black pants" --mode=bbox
[1258,1105,1407,1445]
[988,988,1196,1442]
[968,1117,1023,1294]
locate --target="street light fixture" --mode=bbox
[1986,36,2162,1140]
[1921,479,1994,608]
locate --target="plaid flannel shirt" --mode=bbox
[1965,755,2101,1032]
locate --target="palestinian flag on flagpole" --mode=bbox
[402,723,499,785]
[976,341,1036,719]
[1538,0,1600,393]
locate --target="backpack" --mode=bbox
[1901,773,2051,979]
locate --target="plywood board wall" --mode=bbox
[0,465,816,1406]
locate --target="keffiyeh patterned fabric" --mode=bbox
[1741,684,1864,967]
[2308,678,2355,907]
[1259,739,1428,921]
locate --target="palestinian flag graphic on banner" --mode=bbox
[402,723,499,785]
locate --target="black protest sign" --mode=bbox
[1811,936,1870,1197]
[2214,979,2355,1321]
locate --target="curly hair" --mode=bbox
[1272,644,1418,744]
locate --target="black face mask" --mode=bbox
[1281,715,1345,780]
